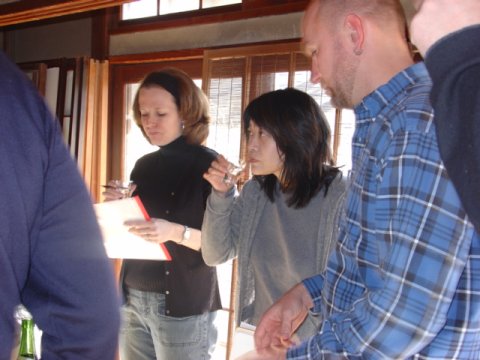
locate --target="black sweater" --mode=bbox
[121,136,222,317]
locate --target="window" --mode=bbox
[122,0,241,20]
[203,43,354,176]
[123,77,232,360]
[202,42,354,358]
[110,42,355,359]
[111,59,231,359]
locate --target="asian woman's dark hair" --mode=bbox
[243,88,340,208]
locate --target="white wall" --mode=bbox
[4,10,302,62]
[110,12,302,56]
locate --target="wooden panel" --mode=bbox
[109,49,203,65]
[19,62,47,96]
[0,0,136,27]
[81,59,110,202]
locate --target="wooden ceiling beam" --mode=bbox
[0,0,136,27]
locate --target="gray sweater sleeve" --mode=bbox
[202,180,264,266]
[316,175,348,273]
[202,182,254,266]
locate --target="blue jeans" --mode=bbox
[120,289,218,360]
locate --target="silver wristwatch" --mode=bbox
[179,225,190,245]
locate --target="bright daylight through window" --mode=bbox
[122,0,241,20]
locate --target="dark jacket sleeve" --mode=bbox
[0,51,120,359]
[425,25,480,233]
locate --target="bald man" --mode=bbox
[249,1,480,358]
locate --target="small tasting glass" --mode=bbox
[109,180,135,198]
[223,159,246,186]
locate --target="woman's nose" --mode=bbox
[247,136,258,152]
[143,116,153,127]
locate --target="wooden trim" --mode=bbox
[80,59,110,201]
[204,41,302,60]
[226,259,238,360]
[109,41,301,68]
[91,8,111,61]
[109,49,204,65]
[108,63,127,181]
[74,58,87,160]
[240,56,251,181]
[55,59,68,130]
[288,52,296,88]
[110,40,301,81]
[18,62,47,96]
[0,0,136,27]
[82,59,95,191]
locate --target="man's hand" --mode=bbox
[410,0,480,56]
[254,283,313,351]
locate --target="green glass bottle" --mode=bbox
[17,318,37,360]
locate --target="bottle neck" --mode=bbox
[18,319,36,359]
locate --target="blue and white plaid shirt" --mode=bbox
[288,63,480,359]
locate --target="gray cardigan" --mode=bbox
[202,174,347,339]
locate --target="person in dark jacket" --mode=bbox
[104,68,221,360]
[0,50,120,359]
[410,0,480,233]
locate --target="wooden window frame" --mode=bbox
[109,0,308,35]
[108,40,350,360]
[203,41,343,168]
[0,0,136,27]
[18,58,84,158]
[203,41,346,359]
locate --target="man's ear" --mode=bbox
[345,14,364,55]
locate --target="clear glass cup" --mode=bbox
[223,159,246,186]
[106,180,136,198]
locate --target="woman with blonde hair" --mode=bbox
[105,68,221,359]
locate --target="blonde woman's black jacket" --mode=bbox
[120,136,222,317]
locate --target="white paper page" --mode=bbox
[94,197,171,260]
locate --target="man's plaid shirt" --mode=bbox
[288,63,480,359]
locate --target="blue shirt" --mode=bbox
[288,63,480,359]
